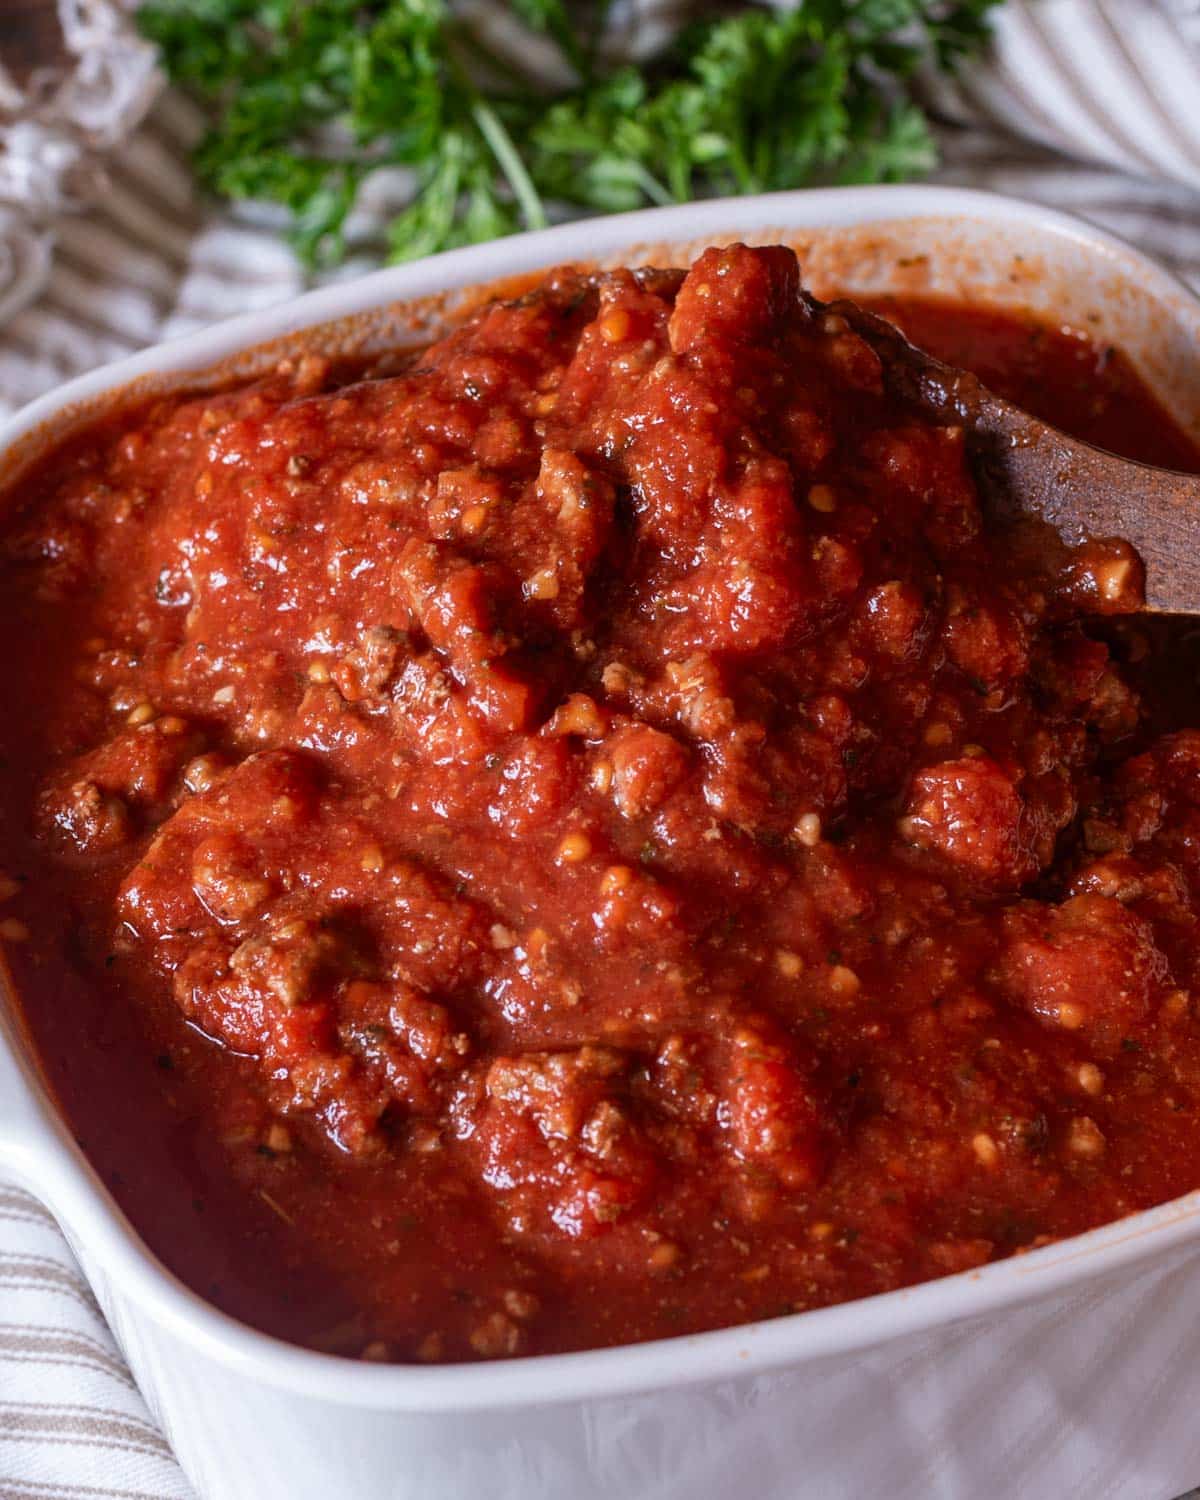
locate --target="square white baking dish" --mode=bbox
[2,184,1200,1500]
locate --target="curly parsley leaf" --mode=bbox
[137,0,1000,268]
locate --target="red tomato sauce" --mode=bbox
[860,293,1200,471]
[2,245,1200,1363]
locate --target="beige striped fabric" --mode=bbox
[3,4,1200,1499]
[0,1185,195,1498]
[922,0,1200,193]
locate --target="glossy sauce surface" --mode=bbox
[2,247,1199,1363]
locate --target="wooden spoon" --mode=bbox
[817,296,1200,615]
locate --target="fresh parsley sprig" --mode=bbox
[137,0,1001,268]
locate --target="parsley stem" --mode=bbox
[627,163,674,208]
[471,99,549,232]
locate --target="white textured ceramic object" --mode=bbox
[2,186,1200,1500]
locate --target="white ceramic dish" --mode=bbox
[2,184,1200,1500]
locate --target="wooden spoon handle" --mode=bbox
[827,298,1200,615]
[966,406,1200,614]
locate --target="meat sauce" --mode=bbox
[2,244,1200,1363]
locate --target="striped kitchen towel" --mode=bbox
[0,1184,194,1499]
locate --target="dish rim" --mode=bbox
[3,181,1200,1414]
